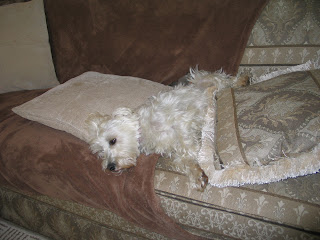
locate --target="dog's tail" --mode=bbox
[187,66,249,91]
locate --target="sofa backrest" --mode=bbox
[44,0,268,84]
[240,0,320,80]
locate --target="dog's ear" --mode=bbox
[85,112,108,135]
[112,107,133,118]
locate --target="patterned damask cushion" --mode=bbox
[195,70,320,188]
[235,70,320,165]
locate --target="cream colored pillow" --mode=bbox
[0,0,59,93]
[12,72,171,142]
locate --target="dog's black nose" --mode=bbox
[107,163,116,171]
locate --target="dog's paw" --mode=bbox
[195,171,208,192]
[236,75,249,87]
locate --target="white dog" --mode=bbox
[86,69,248,190]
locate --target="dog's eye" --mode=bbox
[109,138,117,146]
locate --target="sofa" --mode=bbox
[1,0,319,239]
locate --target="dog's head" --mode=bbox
[85,108,140,173]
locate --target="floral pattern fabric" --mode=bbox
[239,0,320,80]
[154,169,320,239]
[235,71,320,165]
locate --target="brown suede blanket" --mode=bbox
[45,0,268,85]
[1,1,269,238]
[0,90,202,239]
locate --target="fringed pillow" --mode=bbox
[199,70,320,187]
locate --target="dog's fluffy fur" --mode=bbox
[86,69,248,190]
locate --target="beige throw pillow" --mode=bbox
[12,72,171,142]
[0,0,59,93]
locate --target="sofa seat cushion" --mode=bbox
[154,165,320,239]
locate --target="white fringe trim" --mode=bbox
[208,144,320,188]
[251,60,319,84]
